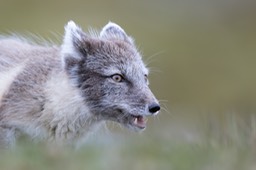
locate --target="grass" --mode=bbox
[0,138,255,170]
[1,112,256,170]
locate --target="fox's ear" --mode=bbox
[61,21,94,72]
[100,22,134,44]
[61,21,87,58]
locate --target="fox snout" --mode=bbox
[148,102,160,115]
[142,87,160,115]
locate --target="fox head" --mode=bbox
[61,21,160,131]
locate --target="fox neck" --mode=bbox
[40,70,101,143]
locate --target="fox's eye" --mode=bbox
[111,74,123,82]
[144,74,148,83]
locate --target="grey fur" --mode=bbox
[0,21,160,148]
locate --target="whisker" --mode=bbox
[144,50,165,66]
[105,122,116,132]
[158,99,169,103]
[148,67,163,74]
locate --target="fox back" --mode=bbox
[0,21,160,148]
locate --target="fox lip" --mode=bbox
[109,109,151,131]
[117,112,149,131]
[128,114,148,130]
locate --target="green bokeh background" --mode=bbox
[0,0,256,169]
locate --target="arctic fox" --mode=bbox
[0,21,160,148]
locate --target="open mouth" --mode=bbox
[110,109,150,131]
[128,115,148,130]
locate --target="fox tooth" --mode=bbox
[134,118,138,124]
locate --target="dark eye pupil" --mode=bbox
[112,75,122,82]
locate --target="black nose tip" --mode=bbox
[148,103,160,114]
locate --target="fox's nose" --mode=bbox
[148,103,160,114]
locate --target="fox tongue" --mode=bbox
[134,116,147,128]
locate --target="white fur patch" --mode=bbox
[61,21,81,54]
[61,21,83,67]
[0,64,25,105]
[42,71,96,143]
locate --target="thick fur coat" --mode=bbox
[0,21,160,148]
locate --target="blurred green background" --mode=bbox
[1,0,256,169]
